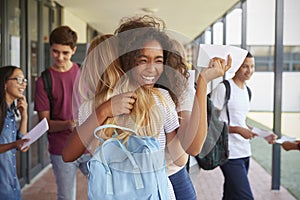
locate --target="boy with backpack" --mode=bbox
[34,26,90,200]
[210,52,277,200]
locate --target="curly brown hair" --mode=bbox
[114,15,166,34]
[115,15,189,106]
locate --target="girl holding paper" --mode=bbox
[0,65,29,200]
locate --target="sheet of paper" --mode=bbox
[275,136,297,144]
[252,127,273,138]
[21,118,49,150]
[197,44,248,73]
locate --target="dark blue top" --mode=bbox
[0,103,23,200]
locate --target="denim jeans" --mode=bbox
[220,157,254,200]
[50,153,91,200]
[169,166,197,200]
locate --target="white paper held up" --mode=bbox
[197,44,248,73]
[21,118,49,150]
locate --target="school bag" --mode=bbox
[87,124,170,200]
[194,80,252,170]
[41,63,81,119]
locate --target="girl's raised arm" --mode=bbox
[177,55,232,156]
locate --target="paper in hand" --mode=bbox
[276,136,297,144]
[197,44,248,73]
[252,127,273,138]
[21,118,49,150]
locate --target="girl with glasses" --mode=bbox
[0,65,29,200]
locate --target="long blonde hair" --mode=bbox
[79,34,124,101]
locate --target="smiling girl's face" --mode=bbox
[131,40,164,88]
[5,68,27,104]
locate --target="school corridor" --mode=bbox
[21,157,296,200]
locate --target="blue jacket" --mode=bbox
[0,103,23,200]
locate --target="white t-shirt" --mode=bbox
[78,100,93,126]
[210,79,252,159]
[156,88,180,149]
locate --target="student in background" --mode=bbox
[210,52,277,200]
[34,26,90,200]
[0,65,29,200]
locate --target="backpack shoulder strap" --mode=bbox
[222,79,231,125]
[246,85,252,101]
[222,79,231,102]
[41,69,53,119]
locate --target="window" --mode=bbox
[8,0,21,67]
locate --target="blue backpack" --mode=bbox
[87,124,170,200]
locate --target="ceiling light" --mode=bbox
[141,8,158,14]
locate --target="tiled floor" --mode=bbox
[21,165,88,200]
[21,158,296,200]
[190,157,296,200]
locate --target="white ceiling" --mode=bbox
[55,0,240,43]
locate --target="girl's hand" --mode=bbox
[200,55,232,84]
[17,95,28,118]
[21,145,30,152]
[15,138,30,151]
[98,92,137,118]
